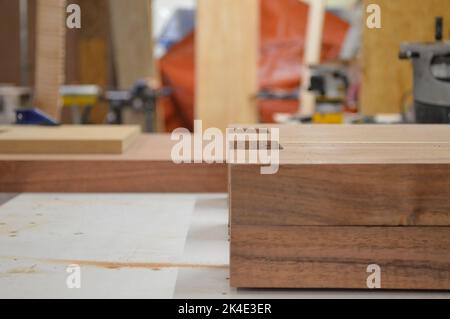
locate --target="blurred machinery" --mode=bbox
[5,81,170,132]
[0,86,30,124]
[61,85,100,125]
[257,64,350,124]
[400,17,450,124]
[308,64,348,124]
[105,80,171,132]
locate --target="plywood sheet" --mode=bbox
[196,0,259,131]
[0,125,140,154]
[109,0,153,89]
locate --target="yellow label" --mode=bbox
[313,113,344,124]
[63,96,98,106]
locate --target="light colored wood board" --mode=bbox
[230,164,450,226]
[0,134,172,160]
[109,0,153,89]
[361,0,450,115]
[33,0,66,120]
[279,143,450,164]
[13,130,445,164]
[228,125,450,164]
[196,0,259,131]
[232,124,450,144]
[231,225,450,289]
[0,125,140,154]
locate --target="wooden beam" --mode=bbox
[231,163,450,227]
[196,0,259,131]
[0,134,227,193]
[109,0,153,89]
[231,225,450,289]
[34,0,66,120]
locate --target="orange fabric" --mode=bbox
[158,0,349,131]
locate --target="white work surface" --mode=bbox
[0,193,449,299]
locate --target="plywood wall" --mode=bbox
[361,0,450,115]
[109,0,154,89]
[66,0,111,88]
[196,0,259,131]
[0,0,20,85]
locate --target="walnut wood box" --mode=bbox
[229,125,450,290]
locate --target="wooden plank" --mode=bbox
[231,225,450,289]
[196,0,259,131]
[34,0,66,120]
[231,164,450,226]
[0,161,226,193]
[231,124,450,150]
[230,125,450,226]
[0,134,227,193]
[0,125,140,154]
[361,0,450,115]
[109,0,153,89]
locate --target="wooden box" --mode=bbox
[229,125,450,290]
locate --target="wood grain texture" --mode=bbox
[230,124,450,289]
[361,0,450,115]
[231,225,450,289]
[0,125,140,154]
[196,0,259,131]
[230,164,450,226]
[0,161,226,193]
[34,0,66,120]
[109,0,153,89]
[0,134,227,193]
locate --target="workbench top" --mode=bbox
[0,193,449,299]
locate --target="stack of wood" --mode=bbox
[230,125,450,290]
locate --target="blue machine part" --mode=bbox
[15,108,60,126]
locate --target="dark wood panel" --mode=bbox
[231,225,450,289]
[0,160,227,193]
[230,164,450,226]
[0,0,20,84]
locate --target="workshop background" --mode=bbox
[2,0,449,129]
[0,0,450,299]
